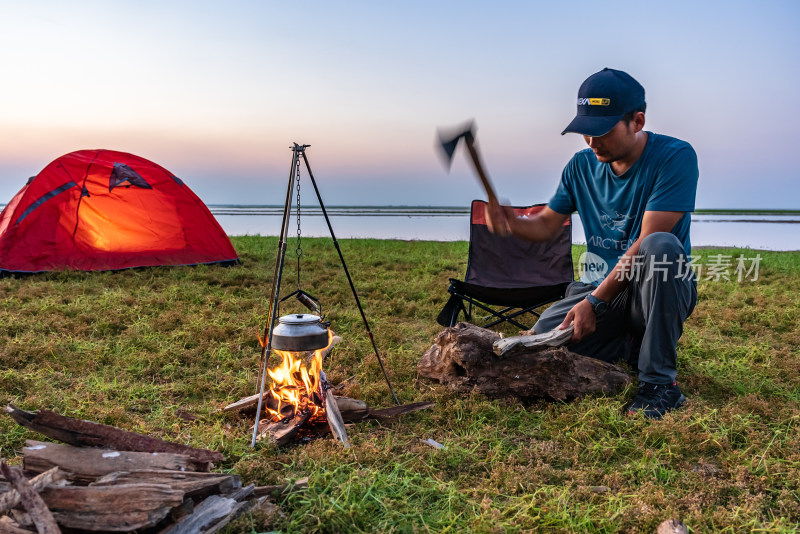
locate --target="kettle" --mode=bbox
[271,313,330,351]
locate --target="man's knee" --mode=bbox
[637,232,689,281]
[639,232,684,257]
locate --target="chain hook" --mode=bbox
[295,151,302,290]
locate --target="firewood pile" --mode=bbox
[1,404,304,533]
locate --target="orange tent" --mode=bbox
[0,149,238,273]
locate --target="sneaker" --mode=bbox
[627,381,686,420]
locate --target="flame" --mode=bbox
[264,329,333,422]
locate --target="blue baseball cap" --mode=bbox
[561,68,645,137]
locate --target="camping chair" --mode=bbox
[437,200,574,330]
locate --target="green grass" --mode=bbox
[1,237,799,532]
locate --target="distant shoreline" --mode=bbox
[206,205,800,216]
[3,203,800,217]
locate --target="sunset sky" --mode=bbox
[1,1,798,208]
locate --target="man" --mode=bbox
[486,68,698,419]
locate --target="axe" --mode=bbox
[437,121,498,204]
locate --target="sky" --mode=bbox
[1,1,798,208]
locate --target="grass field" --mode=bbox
[1,237,799,532]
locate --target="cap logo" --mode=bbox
[578,97,610,106]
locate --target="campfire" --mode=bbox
[262,331,331,424]
[249,310,345,446]
[253,320,351,448]
[224,318,432,447]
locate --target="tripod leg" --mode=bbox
[251,147,298,447]
[301,152,400,405]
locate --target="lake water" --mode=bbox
[211,206,800,251]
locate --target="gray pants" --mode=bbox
[533,232,697,385]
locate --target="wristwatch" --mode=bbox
[585,293,609,317]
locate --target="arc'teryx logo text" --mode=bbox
[577,98,610,106]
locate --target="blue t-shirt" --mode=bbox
[548,132,698,284]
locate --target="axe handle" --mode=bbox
[464,139,498,204]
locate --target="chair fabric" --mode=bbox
[437,200,574,330]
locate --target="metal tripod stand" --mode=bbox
[251,143,399,447]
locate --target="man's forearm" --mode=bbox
[509,213,564,242]
[591,239,643,302]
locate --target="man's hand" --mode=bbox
[559,298,596,342]
[484,200,515,237]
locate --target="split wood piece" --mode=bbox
[162,485,255,534]
[493,324,575,357]
[418,323,631,401]
[256,409,313,446]
[39,484,184,531]
[0,462,60,534]
[253,476,309,498]
[4,405,222,470]
[22,441,196,484]
[0,468,65,515]
[320,379,349,449]
[91,470,241,501]
[0,515,37,534]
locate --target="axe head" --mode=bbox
[436,120,476,169]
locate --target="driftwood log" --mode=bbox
[23,441,197,484]
[4,405,221,470]
[418,323,630,401]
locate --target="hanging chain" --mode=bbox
[295,152,302,290]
